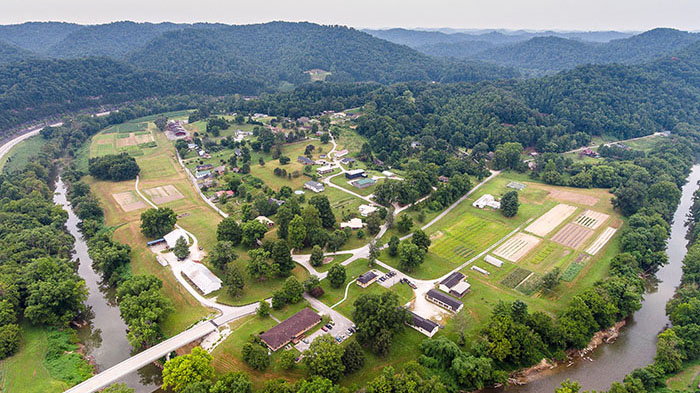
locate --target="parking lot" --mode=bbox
[294,294,355,353]
[377,268,416,290]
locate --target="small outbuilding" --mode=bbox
[408,311,439,337]
[163,228,189,249]
[357,271,378,288]
[255,216,275,228]
[182,261,222,295]
[426,289,464,313]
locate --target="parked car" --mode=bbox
[302,338,309,344]
[321,326,328,332]
[325,323,333,330]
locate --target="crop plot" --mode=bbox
[525,204,577,237]
[561,253,591,281]
[517,273,543,295]
[144,185,184,204]
[501,267,532,288]
[112,191,147,212]
[574,210,609,229]
[585,227,618,255]
[493,232,541,262]
[116,132,154,148]
[551,223,594,249]
[430,215,509,262]
[528,244,556,265]
[548,189,599,206]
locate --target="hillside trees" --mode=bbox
[88,153,140,181]
[140,207,177,238]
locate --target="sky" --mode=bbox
[1,0,699,31]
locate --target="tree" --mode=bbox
[368,240,380,267]
[242,343,270,370]
[397,214,413,233]
[247,249,272,280]
[271,240,295,276]
[140,208,177,238]
[101,384,135,393]
[398,241,425,272]
[257,300,270,317]
[303,275,321,293]
[411,229,431,252]
[541,267,561,291]
[162,347,214,393]
[154,115,168,131]
[23,257,87,326]
[303,335,345,382]
[211,371,252,393]
[501,190,519,217]
[283,277,304,303]
[279,350,297,370]
[272,290,287,309]
[296,377,338,393]
[181,381,212,393]
[555,380,581,393]
[173,236,190,260]
[341,340,365,374]
[225,263,245,297]
[365,213,382,235]
[352,292,410,355]
[328,264,346,288]
[241,220,268,247]
[388,235,400,257]
[288,215,306,249]
[210,241,238,270]
[217,217,242,245]
[310,245,324,267]
[0,324,20,359]
[309,195,336,229]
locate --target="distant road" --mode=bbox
[0,126,44,162]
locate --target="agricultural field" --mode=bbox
[0,135,49,173]
[90,122,157,157]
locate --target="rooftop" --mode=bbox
[182,261,222,295]
[357,271,377,285]
[409,311,439,333]
[427,289,463,310]
[260,308,321,350]
[440,272,465,289]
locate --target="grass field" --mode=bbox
[666,360,700,391]
[0,324,68,393]
[90,124,157,158]
[0,135,49,173]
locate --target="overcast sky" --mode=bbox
[1,0,699,31]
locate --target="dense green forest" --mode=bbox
[0,39,35,64]
[0,22,81,53]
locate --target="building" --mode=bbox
[213,166,226,175]
[439,272,470,298]
[506,181,526,191]
[304,181,325,193]
[196,164,213,171]
[438,176,449,183]
[298,156,314,165]
[472,266,490,275]
[316,165,335,175]
[255,216,275,228]
[408,311,439,337]
[163,228,189,249]
[340,218,363,230]
[335,149,349,158]
[358,204,378,217]
[427,289,464,313]
[410,141,422,149]
[234,148,242,157]
[357,271,378,288]
[268,198,285,207]
[472,194,501,209]
[182,261,222,295]
[340,157,356,165]
[294,190,305,196]
[484,255,504,267]
[345,169,366,179]
[260,308,322,351]
[381,170,394,177]
[195,170,211,180]
[351,178,376,189]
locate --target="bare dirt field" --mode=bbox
[113,191,148,212]
[548,189,599,206]
[144,185,184,204]
[551,223,594,249]
[585,227,618,255]
[116,132,154,148]
[493,232,541,262]
[525,204,578,237]
[574,210,610,229]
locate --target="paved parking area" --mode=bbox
[294,294,355,352]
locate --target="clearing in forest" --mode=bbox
[585,227,618,255]
[574,209,610,229]
[525,203,577,237]
[548,189,599,206]
[492,232,541,262]
[112,191,148,212]
[144,185,184,204]
[551,223,594,249]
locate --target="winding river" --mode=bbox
[507,164,700,392]
[54,178,160,393]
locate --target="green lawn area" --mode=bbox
[0,324,68,393]
[666,360,700,391]
[213,264,310,307]
[315,253,353,272]
[0,135,49,173]
[331,125,367,155]
[317,258,376,307]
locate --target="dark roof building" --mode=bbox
[440,272,465,289]
[345,169,366,179]
[426,289,464,313]
[357,271,378,288]
[408,311,439,337]
[259,308,322,351]
[298,156,314,165]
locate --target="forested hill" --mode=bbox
[0,40,35,64]
[128,22,517,85]
[0,22,81,53]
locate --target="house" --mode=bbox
[426,289,464,313]
[196,164,213,171]
[411,141,422,149]
[213,166,226,175]
[304,181,325,193]
[351,178,376,189]
[357,271,378,288]
[234,148,242,157]
[268,198,285,207]
[358,204,378,217]
[345,169,366,179]
[260,308,322,351]
[335,149,349,158]
[163,228,189,249]
[373,158,385,166]
[472,194,500,209]
[381,170,394,177]
[439,272,471,298]
[255,216,275,228]
[319,154,327,159]
[316,165,335,175]
[201,179,215,188]
[340,157,356,165]
[340,218,363,230]
[187,143,197,150]
[484,255,504,267]
[182,261,222,295]
[408,311,439,337]
[438,176,449,183]
[298,156,314,166]
[195,170,211,180]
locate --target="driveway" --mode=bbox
[295,294,355,352]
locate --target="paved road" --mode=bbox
[294,294,355,352]
[0,126,44,164]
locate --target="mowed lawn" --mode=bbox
[0,135,49,173]
[0,324,67,393]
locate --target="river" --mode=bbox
[54,177,161,393]
[507,164,700,393]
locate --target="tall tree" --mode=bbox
[140,208,177,238]
[500,190,519,217]
[162,347,214,393]
[217,217,242,245]
[309,195,336,229]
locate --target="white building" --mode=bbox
[316,165,335,175]
[182,261,222,295]
[304,181,325,193]
[358,204,378,217]
[255,216,275,228]
[340,218,364,230]
[472,194,501,209]
[163,228,189,249]
[485,255,504,267]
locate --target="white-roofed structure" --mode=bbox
[472,194,501,209]
[340,218,364,230]
[358,204,378,217]
[182,261,222,295]
[163,228,189,249]
[484,255,504,267]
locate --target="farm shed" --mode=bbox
[182,261,222,295]
[408,311,439,337]
[473,194,501,209]
[163,228,189,249]
[426,289,464,313]
[472,266,490,275]
[345,169,366,179]
[351,178,376,189]
[485,255,504,267]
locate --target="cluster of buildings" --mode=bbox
[473,194,501,209]
[165,120,190,140]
